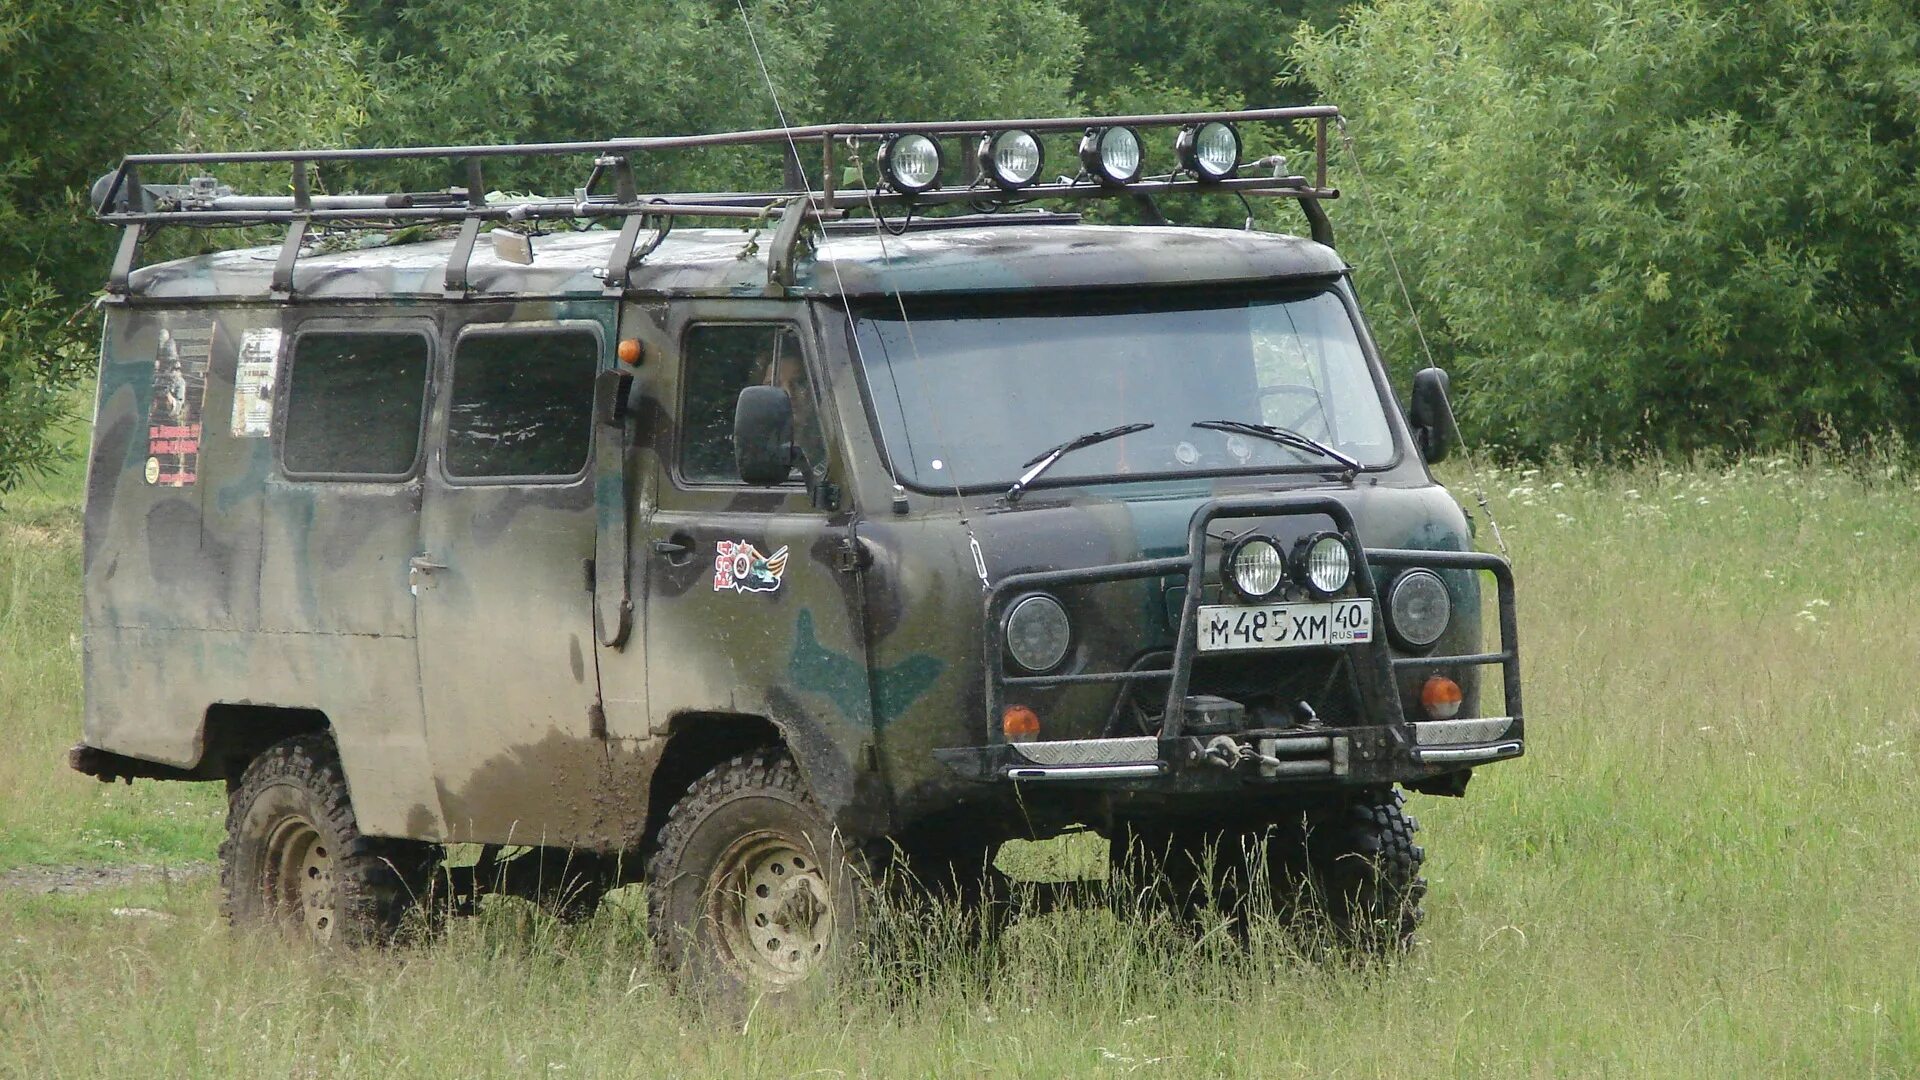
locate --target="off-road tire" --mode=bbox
[646,748,863,1005]
[1293,788,1426,951]
[1108,789,1426,952]
[220,734,438,945]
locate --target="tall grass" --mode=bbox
[5,454,1920,1076]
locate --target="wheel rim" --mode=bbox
[263,815,337,941]
[706,831,835,986]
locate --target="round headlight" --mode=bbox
[879,134,942,194]
[1176,121,1239,181]
[1005,594,1071,672]
[1388,569,1451,648]
[1078,125,1143,185]
[1226,535,1285,601]
[1292,533,1352,597]
[978,129,1043,189]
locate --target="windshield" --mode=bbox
[852,287,1398,491]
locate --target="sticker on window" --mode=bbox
[713,540,789,594]
[147,315,213,486]
[231,327,282,438]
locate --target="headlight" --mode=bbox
[1078,126,1143,185]
[1388,569,1451,648]
[879,134,942,194]
[1225,535,1285,601]
[1005,594,1071,672]
[1291,533,1352,597]
[978,130,1043,189]
[1175,121,1239,181]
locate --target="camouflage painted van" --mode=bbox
[74,106,1523,994]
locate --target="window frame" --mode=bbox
[276,322,435,483]
[436,319,606,488]
[672,319,823,491]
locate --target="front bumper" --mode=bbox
[943,492,1525,788]
[935,715,1522,787]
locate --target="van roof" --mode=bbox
[123,223,1347,305]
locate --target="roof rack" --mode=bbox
[94,104,1341,301]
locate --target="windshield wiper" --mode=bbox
[1006,422,1155,504]
[1191,419,1362,479]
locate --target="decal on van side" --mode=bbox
[230,327,282,438]
[713,540,789,594]
[146,314,213,486]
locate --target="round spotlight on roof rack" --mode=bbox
[879,134,943,195]
[977,129,1044,189]
[1176,121,1240,181]
[1078,126,1143,185]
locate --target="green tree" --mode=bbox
[337,0,831,196]
[1296,0,1920,456]
[1067,0,1346,109]
[806,0,1084,123]
[335,0,1088,197]
[0,0,368,499]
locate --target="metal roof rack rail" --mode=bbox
[92,104,1342,300]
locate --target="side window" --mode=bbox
[282,331,429,477]
[445,329,599,479]
[679,324,823,484]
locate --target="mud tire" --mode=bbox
[220,734,438,945]
[1297,788,1427,951]
[646,748,863,1006]
[1108,788,1426,952]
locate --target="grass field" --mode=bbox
[5,431,1919,1076]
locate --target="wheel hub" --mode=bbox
[264,816,337,941]
[710,832,835,984]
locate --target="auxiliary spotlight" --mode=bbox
[1176,121,1240,181]
[977,129,1044,189]
[1078,125,1143,185]
[878,133,942,194]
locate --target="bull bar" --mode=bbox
[938,493,1524,784]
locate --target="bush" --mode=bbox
[1295,0,1920,458]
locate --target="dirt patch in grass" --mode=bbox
[0,861,211,895]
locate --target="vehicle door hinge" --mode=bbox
[833,536,871,574]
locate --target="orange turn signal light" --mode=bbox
[617,338,643,365]
[1002,705,1041,742]
[1420,676,1464,720]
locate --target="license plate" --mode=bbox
[1196,600,1374,652]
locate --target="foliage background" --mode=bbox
[2,0,1916,496]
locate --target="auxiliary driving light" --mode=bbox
[1420,675,1464,720]
[1078,125,1143,185]
[1291,533,1353,597]
[1225,535,1285,601]
[879,133,943,194]
[1176,122,1240,181]
[978,129,1044,189]
[1004,593,1071,673]
[1388,569,1452,648]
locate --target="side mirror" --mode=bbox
[735,385,796,485]
[1408,367,1459,464]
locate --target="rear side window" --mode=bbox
[282,332,429,477]
[445,330,599,479]
[680,324,821,484]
